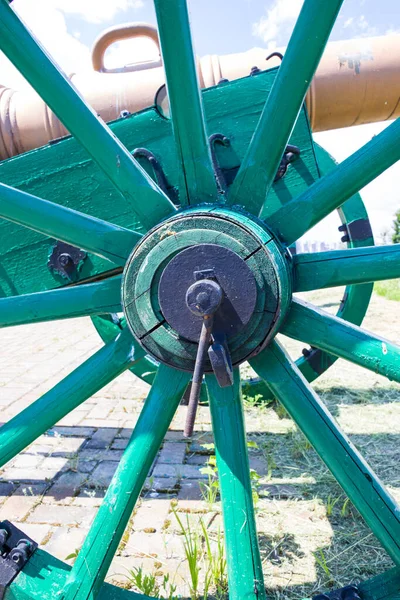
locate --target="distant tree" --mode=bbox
[392,209,400,244]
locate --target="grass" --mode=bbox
[374,279,400,301]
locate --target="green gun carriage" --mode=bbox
[0,0,400,598]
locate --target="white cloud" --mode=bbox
[51,0,144,25]
[344,17,354,28]
[252,0,304,47]
[0,0,92,90]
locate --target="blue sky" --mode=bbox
[65,0,399,56]
[2,0,400,242]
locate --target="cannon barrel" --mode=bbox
[0,29,399,160]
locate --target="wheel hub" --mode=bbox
[122,207,292,371]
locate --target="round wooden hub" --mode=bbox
[122,207,292,371]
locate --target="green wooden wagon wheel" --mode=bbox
[1,0,400,599]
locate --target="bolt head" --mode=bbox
[186,279,223,317]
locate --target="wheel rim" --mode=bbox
[0,0,400,598]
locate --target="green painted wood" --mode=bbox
[0,277,122,328]
[62,365,190,600]
[293,143,374,383]
[154,0,217,205]
[122,208,291,372]
[250,340,400,566]
[268,117,400,245]
[206,370,266,600]
[294,244,400,292]
[90,315,158,385]
[6,548,151,600]
[0,327,142,468]
[0,0,176,231]
[0,68,318,298]
[228,0,343,216]
[0,182,139,267]
[358,567,400,600]
[282,298,400,382]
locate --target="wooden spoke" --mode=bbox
[0,0,176,230]
[294,244,400,292]
[0,327,142,468]
[228,0,343,215]
[282,298,400,382]
[206,370,266,599]
[62,364,190,600]
[250,340,400,564]
[154,0,217,205]
[267,117,400,245]
[0,183,139,266]
[0,277,122,329]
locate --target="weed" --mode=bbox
[126,566,178,599]
[313,549,332,583]
[201,519,228,599]
[65,548,80,561]
[325,494,342,517]
[173,509,201,599]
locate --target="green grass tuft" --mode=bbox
[374,279,400,301]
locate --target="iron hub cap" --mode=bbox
[122,207,292,371]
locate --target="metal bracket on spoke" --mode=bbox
[0,521,38,600]
[209,133,231,194]
[132,148,170,196]
[274,144,301,182]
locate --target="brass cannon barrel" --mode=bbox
[0,29,399,160]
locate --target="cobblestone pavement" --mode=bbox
[1,291,399,597]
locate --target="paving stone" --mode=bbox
[111,438,129,450]
[178,480,203,501]
[73,488,104,507]
[259,483,299,498]
[186,454,208,466]
[144,477,179,493]
[124,531,182,559]
[85,428,118,450]
[42,471,88,504]
[0,468,58,484]
[27,504,96,527]
[0,484,47,521]
[152,464,207,480]
[0,482,16,504]
[40,456,70,472]
[89,461,119,488]
[158,442,187,465]
[9,454,44,469]
[249,456,269,476]
[48,427,96,438]
[17,523,53,546]
[133,499,172,533]
[45,526,88,562]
